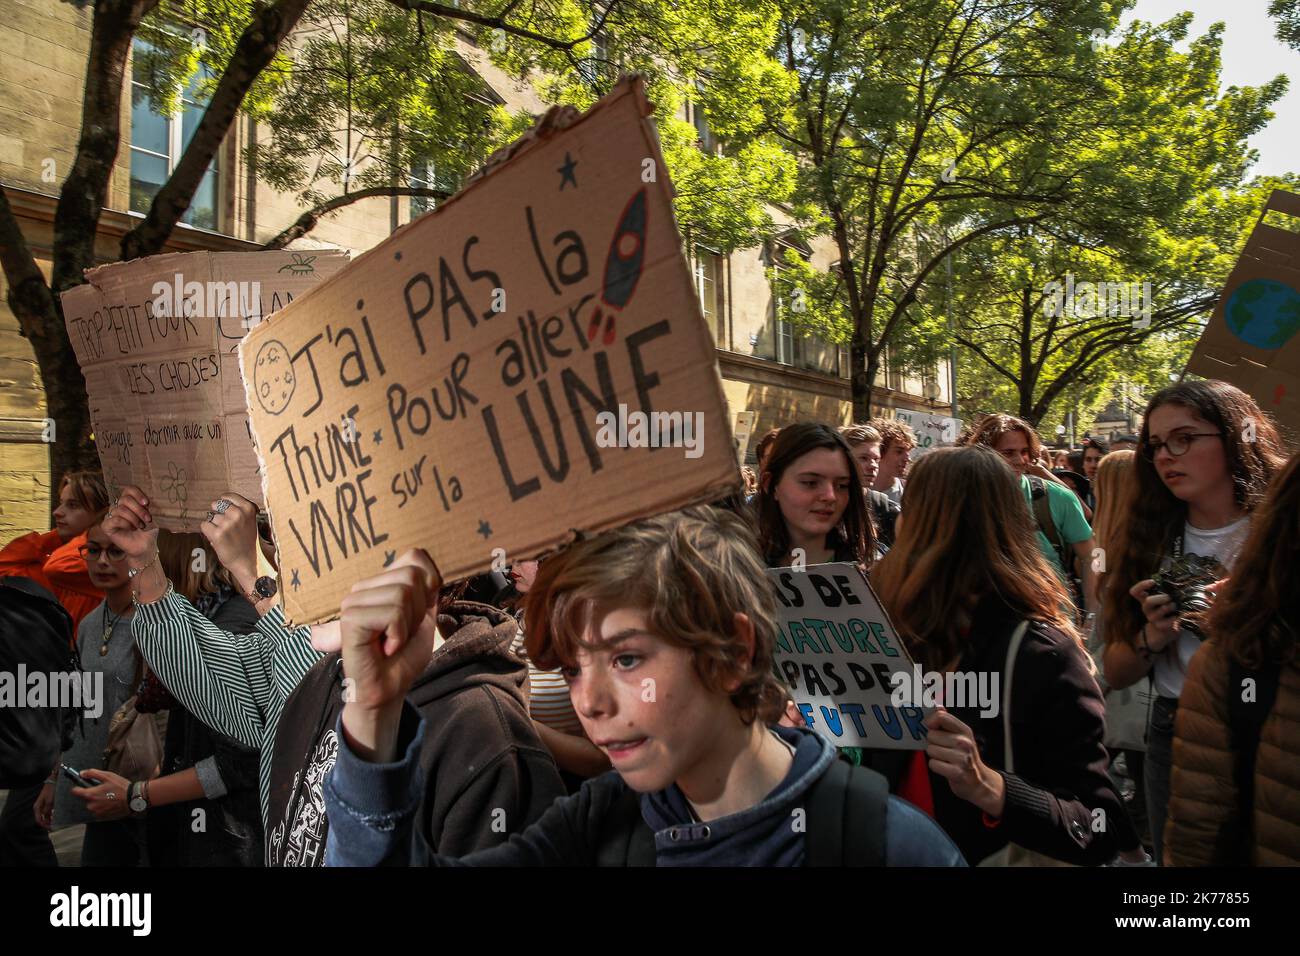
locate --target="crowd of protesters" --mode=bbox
[0,377,1296,867]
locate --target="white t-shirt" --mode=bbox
[881,476,905,506]
[510,630,584,736]
[1152,516,1250,699]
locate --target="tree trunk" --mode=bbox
[0,0,149,495]
[0,190,99,487]
[851,339,877,422]
[51,0,155,295]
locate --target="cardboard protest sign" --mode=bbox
[1187,189,1300,440]
[892,408,960,456]
[239,76,739,625]
[60,250,349,528]
[768,563,926,750]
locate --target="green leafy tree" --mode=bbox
[761,0,1288,422]
[0,0,794,486]
[1272,0,1300,49]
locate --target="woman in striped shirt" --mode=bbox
[509,560,609,788]
[101,486,322,831]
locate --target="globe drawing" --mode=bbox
[1225,278,1300,350]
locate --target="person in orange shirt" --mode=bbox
[0,470,110,634]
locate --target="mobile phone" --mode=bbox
[60,764,97,788]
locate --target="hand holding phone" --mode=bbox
[60,764,96,789]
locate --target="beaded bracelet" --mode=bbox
[126,551,160,580]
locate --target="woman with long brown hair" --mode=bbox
[1165,452,1300,864]
[870,446,1122,865]
[753,422,875,568]
[1100,380,1286,865]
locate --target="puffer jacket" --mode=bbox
[1165,637,1300,866]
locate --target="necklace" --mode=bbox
[100,606,121,657]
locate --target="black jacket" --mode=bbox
[146,592,264,867]
[266,600,566,866]
[861,599,1123,865]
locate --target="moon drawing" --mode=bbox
[254,339,295,415]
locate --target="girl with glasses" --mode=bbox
[1100,380,1285,864]
[34,517,149,866]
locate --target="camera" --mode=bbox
[1149,553,1221,636]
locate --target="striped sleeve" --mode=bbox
[133,590,322,750]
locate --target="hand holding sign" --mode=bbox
[102,485,159,562]
[924,708,1005,817]
[198,492,261,586]
[338,550,443,763]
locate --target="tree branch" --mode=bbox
[386,0,620,51]
[121,0,315,261]
[261,185,450,249]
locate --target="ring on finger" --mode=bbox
[213,498,233,515]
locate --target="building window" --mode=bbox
[578,32,611,90]
[769,236,809,366]
[776,316,795,365]
[885,346,904,391]
[695,250,725,346]
[407,158,460,219]
[129,37,220,231]
[690,92,721,156]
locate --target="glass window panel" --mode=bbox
[181,103,199,153]
[129,150,168,213]
[131,85,171,156]
[697,253,723,344]
[183,66,210,102]
[183,169,218,229]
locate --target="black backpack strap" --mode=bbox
[1026,477,1067,564]
[595,785,656,866]
[806,755,890,866]
[1226,655,1283,863]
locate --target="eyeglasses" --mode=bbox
[1142,432,1222,460]
[78,544,127,562]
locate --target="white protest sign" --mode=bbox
[768,562,926,750]
[892,408,961,457]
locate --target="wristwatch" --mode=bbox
[128,781,150,814]
[247,575,278,604]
